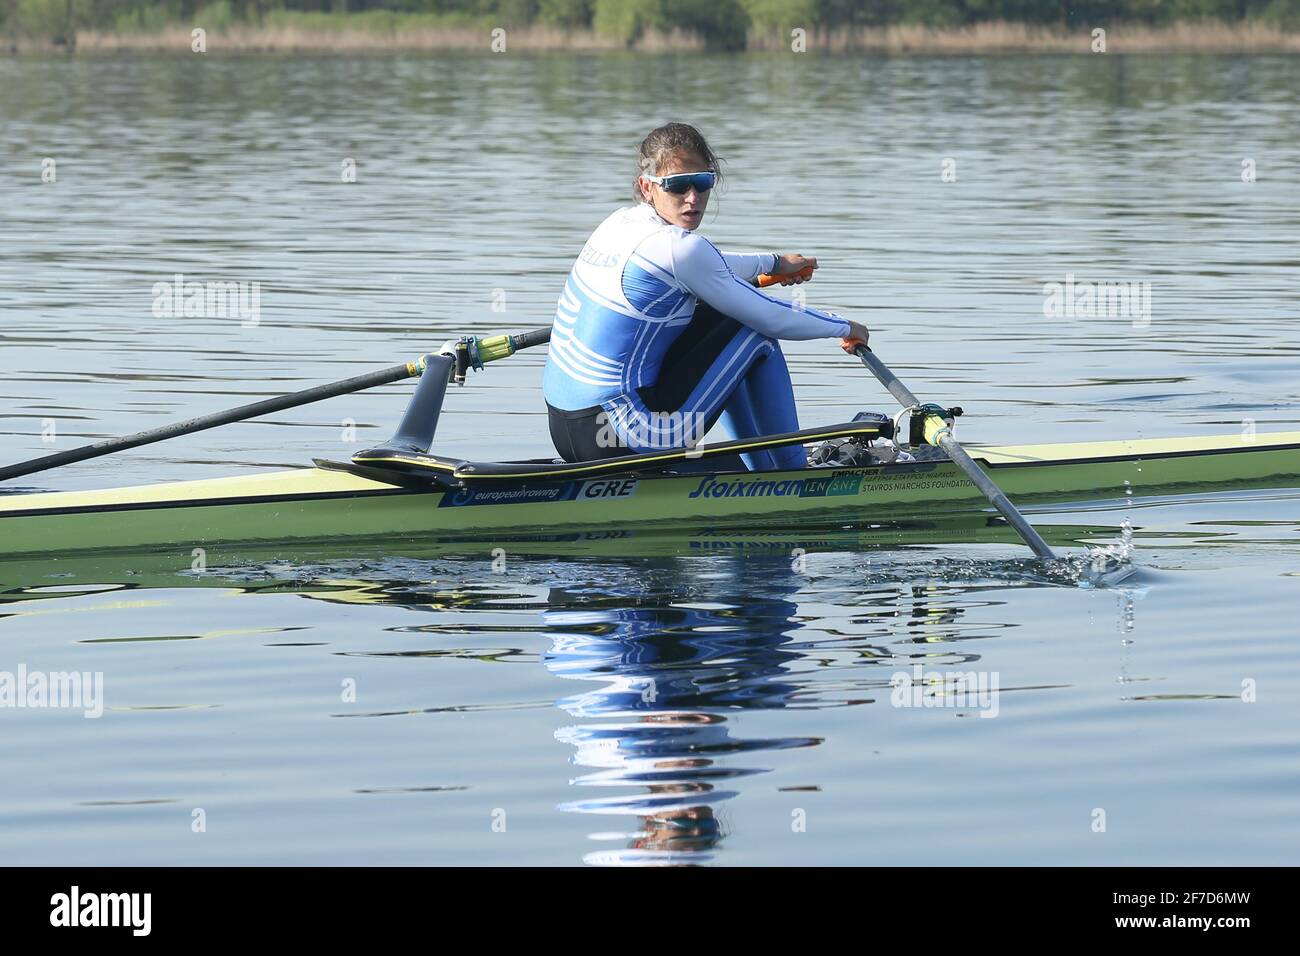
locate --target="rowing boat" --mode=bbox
[3,427,1297,559]
[3,331,1298,562]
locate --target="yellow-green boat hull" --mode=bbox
[1,431,1298,559]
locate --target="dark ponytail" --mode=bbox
[633,123,724,204]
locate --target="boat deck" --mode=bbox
[973,431,1300,465]
[0,467,406,514]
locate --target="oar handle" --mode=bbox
[511,327,552,351]
[459,328,552,367]
[756,264,815,287]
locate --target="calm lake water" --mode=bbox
[2,52,1298,865]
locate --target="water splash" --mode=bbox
[1072,518,1138,588]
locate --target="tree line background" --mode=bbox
[5,0,1300,47]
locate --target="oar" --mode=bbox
[849,343,1058,561]
[0,330,554,484]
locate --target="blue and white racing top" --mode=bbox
[543,203,850,411]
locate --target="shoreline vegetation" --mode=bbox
[55,21,1300,54]
[4,2,1300,54]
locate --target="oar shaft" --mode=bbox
[0,361,419,483]
[855,346,1057,561]
[932,437,1056,560]
[3,327,558,484]
[856,347,923,410]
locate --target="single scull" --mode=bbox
[2,330,1297,561]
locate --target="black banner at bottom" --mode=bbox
[0,865,1281,941]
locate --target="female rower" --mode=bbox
[543,122,869,471]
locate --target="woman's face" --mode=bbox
[639,150,711,231]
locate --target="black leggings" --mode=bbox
[548,302,751,463]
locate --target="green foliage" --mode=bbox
[537,0,589,27]
[662,0,747,47]
[894,0,966,27]
[111,2,173,33]
[738,0,816,36]
[6,0,79,37]
[592,0,654,43]
[261,7,485,29]
[5,0,1300,44]
[592,0,746,47]
[493,0,535,26]
[196,0,234,27]
[1259,0,1300,27]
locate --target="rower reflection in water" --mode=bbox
[542,555,821,866]
[530,541,994,865]
[543,122,869,472]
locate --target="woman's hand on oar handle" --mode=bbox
[756,254,817,287]
[840,320,870,353]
